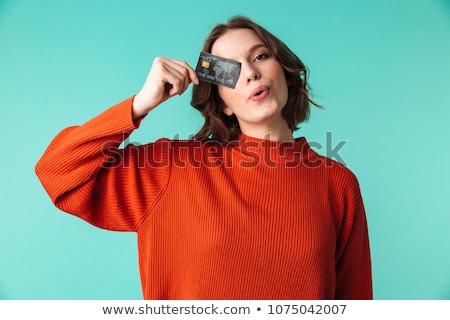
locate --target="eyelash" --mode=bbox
[253,52,270,62]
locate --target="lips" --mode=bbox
[249,85,270,101]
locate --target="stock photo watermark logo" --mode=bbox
[102,132,348,169]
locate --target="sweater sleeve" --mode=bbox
[333,168,373,299]
[35,97,171,232]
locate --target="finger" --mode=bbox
[151,58,187,93]
[161,65,190,96]
[152,57,196,96]
[160,61,192,93]
[169,59,200,86]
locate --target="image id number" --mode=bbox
[268,304,346,315]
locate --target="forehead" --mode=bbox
[211,28,265,59]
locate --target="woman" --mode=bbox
[35,16,372,299]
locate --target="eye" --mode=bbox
[253,53,269,62]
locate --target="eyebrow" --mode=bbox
[215,43,268,61]
[248,43,268,53]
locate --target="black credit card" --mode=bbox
[195,52,241,89]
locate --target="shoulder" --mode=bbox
[321,157,364,212]
[308,150,361,193]
[329,159,360,189]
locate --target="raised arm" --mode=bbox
[35,57,198,231]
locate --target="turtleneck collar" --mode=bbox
[232,133,318,166]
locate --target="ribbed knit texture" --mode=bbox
[35,97,372,300]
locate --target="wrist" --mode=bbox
[132,94,154,120]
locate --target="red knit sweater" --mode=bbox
[35,96,372,300]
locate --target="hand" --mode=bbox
[132,57,199,120]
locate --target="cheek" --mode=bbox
[275,69,289,103]
[268,63,288,91]
[275,65,287,84]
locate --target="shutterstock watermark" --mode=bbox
[102,131,348,169]
[308,131,348,166]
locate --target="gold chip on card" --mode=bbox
[201,61,210,68]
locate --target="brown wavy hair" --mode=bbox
[191,16,321,143]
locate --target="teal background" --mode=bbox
[1,0,449,299]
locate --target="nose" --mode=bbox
[241,62,260,83]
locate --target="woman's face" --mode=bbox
[211,28,289,135]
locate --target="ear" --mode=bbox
[223,105,233,116]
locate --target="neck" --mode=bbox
[239,118,295,142]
